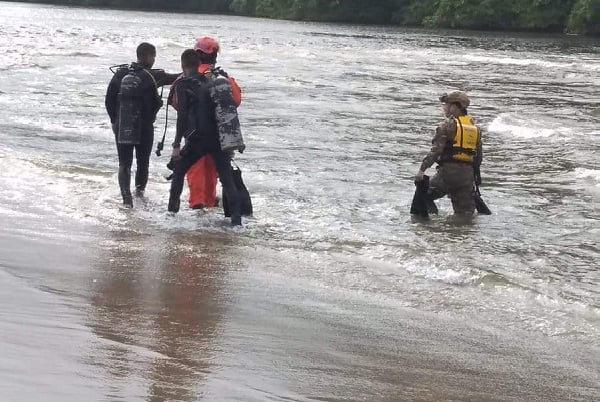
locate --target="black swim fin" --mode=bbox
[411,175,436,218]
[474,185,492,215]
[426,196,438,215]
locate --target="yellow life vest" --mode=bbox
[450,115,480,163]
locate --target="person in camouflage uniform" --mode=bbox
[167,49,245,225]
[415,91,483,215]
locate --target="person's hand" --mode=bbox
[171,146,181,161]
[111,123,118,135]
[415,170,425,181]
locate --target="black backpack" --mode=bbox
[222,161,253,217]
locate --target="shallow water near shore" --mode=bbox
[0,2,599,401]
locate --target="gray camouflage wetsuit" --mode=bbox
[167,72,245,223]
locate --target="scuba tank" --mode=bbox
[117,66,143,145]
[209,75,245,153]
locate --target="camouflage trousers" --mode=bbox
[429,163,475,215]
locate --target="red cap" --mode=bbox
[194,36,219,54]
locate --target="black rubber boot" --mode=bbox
[122,192,133,208]
[168,198,180,213]
[118,166,133,208]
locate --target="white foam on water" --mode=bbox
[393,255,481,286]
[571,168,600,195]
[487,113,573,139]
[488,285,600,340]
[463,54,582,70]
[0,147,106,227]
[574,167,600,184]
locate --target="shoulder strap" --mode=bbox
[142,68,159,88]
[454,117,464,149]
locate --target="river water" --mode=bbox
[0,2,599,401]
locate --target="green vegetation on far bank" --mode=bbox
[8,0,600,35]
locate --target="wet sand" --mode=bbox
[1,217,598,401]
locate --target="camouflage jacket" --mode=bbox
[419,116,482,172]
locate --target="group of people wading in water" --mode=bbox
[105,38,248,226]
[105,37,489,227]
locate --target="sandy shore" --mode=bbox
[1,215,598,402]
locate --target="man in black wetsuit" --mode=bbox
[167,49,245,226]
[105,42,178,207]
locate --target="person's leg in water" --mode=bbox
[428,168,447,201]
[187,155,219,209]
[134,128,154,196]
[117,143,134,208]
[449,186,476,216]
[168,141,205,213]
[446,165,476,216]
[211,150,242,226]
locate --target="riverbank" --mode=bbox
[5,0,600,35]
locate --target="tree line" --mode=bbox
[10,0,600,35]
